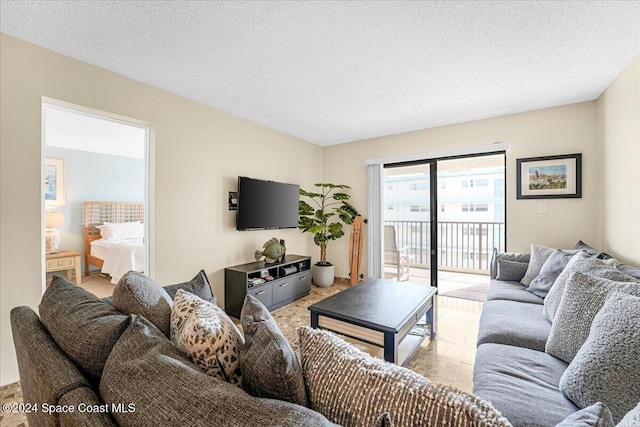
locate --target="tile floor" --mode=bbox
[1,276,482,426]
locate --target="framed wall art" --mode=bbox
[516,153,582,199]
[45,157,66,207]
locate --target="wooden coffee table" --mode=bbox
[308,278,437,366]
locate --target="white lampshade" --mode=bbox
[45,211,65,228]
[45,211,64,253]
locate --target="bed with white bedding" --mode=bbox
[84,201,145,284]
[90,238,145,284]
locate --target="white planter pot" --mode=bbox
[312,263,335,287]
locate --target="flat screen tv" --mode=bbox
[236,177,300,231]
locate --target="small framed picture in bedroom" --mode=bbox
[45,157,66,207]
[516,153,582,199]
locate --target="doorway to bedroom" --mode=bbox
[42,99,150,298]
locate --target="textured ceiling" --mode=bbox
[1,1,639,146]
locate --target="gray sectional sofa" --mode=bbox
[473,245,640,427]
[12,270,512,427]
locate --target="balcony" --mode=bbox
[384,220,505,301]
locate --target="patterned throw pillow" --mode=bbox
[520,244,556,286]
[297,326,511,427]
[171,289,244,385]
[240,295,307,406]
[559,293,640,423]
[543,252,625,323]
[545,271,640,363]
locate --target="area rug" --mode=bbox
[437,282,489,302]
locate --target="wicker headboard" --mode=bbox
[83,201,144,274]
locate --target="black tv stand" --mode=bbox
[224,255,311,318]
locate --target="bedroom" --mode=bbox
[43,103,148,297]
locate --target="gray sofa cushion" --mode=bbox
[560,293,640,423]
[113,271,173,337]
[555,402,614,427]
[163,270,217,304]
[527,249,580,298]
[298,327,511,427]
[473,343,579,427]
[543,252,629,323]
[100,316,335,427]
[477,299,551,351]
[38,276,133,380]
[496,259,529,282]
[521,244,556,286]
[490,248,530,279]
[240,295,307,406]
[546,271,640,363]
[486,280,544,305]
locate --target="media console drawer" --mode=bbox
[247,282,272,308]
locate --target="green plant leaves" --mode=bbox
[298,182,358,263]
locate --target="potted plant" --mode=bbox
[298,183,358,287]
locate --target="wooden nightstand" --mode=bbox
[46,250,82,285]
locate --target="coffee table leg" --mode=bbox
[310,311,319,329]
[383,332,397,364]
[427,297,437,338]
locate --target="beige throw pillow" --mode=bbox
[298,326,511,427]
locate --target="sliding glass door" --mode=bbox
[383,160,437,287]
[380,153,505,295]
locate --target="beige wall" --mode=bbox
[1,31,637,386]
[323,102,600,278]
[0,34,322,385]
[596,54,640,265]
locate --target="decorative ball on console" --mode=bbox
[254,238,286,264]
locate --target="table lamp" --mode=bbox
[45,211,65,253]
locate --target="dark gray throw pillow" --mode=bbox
[113,271,173,337]
[527,249,580,298]
[101,316,334,427]
[490,248,530,279]
[496,259,529,282]
[240,295,307,406]
[573,240,612,260]
[560,293,640,423]
[39,276,133,380]
[163,270,217,305]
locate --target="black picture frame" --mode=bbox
[516,153,582,199]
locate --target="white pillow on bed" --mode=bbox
[97,221,144,241]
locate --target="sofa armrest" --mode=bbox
[10,306,98,427]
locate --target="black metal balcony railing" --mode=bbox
[384,220,505,273]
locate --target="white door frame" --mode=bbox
[41,97,153,290]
